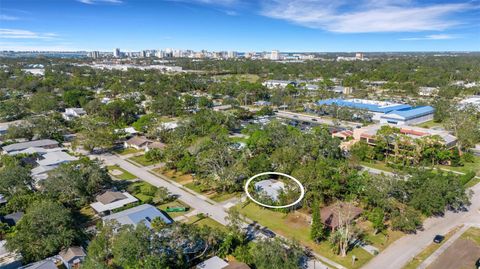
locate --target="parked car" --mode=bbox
[433,235,445,243]
[475,258,480,269]
[261,228,276,238]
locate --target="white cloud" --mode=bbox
[167,0,238,7]
[0,15,19,21]
[77,0,123,4]
[400,34,459,41]
[261,0,475,33]
[0,41,80,51]
[0,29,58,39]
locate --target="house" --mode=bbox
[459,95,480,111]
[102,204,172,228]
[0,120,24,136]
[332,130,353,140]
[31,151,78,183]
[262,80,296,89]
[0,240,22,269]
[20,260,57,269]
[124,136,152,150]
[320,202,363,231]
[146,141,166,152]
[253,100,272,106]
[159,121,179,131]
[0,212,23,226]
[418,87,438,96]
[254,179,285,201]
[62,108,86,121]
[2,139,59,155]
[196,256,250,269]
[90,191,138,215]
[59,246,86,269]
[213,104,233,111]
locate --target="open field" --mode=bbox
[403,226,462,269]
[360,161,395,172]
[436,156,480,176]
[213,74,260,83]
[235,202,372,269]
[107,165,137,180]
[154,168,194,185]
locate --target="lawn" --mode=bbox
[154,168,193,185]
[127,181,157,203]
[360,161,395,173]
[158,200,191,218]
[128,154,158,166]
[107,165,137,180]
[187,215,226,230]
[402,226,462,269]
[465,177,480,188]
[235,202,372,269]
[114,147,141,155]
[417,120,443,129]
[436,156,480,176]
[210,192,241,203]
[359,221,404,251]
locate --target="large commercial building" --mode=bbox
[317,98,434,125]
[113,48,121,58]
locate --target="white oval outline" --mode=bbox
[244,172,305,209]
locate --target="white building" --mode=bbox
[262,80,296,89]
[418,87,439,96]
[459,96,480,111]
[227,51,238,59]
[62,108,86,121]
[90,191,138,214]
[270,50,280,60]
[113,48,121,58]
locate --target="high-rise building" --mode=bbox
[355,52,364,60]
[227,51,238,59]
[140,50,147,58]
[88,51,100,59]
[155,50,165,58]
[271,50,280,60]
[113,48,121,58]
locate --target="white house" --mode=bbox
[102,204,172,228]
[254,179,285,201]
[62,108,86,121]
[90,191,138,214]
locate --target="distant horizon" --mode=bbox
[1,0,479,52]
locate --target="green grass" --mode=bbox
[210,192,240,203]
[187,216,226,230]
[236,202,372,269]
[128,154,158,166]
[127,181,156,203]
[360,161,395,173]
[460,227,480,245]
[114,147,141,155]
[403,226,461,269]
[158,200,191,218]
[184,182,208,194]
[107,165,137,180]
[417,120,443,129]
[465,177,480,188]
[436,156,480,176]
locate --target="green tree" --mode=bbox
[0,164,33,199]
[310,199,325,242]
[6,200,76,262]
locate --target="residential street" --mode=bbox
[363,183,480,269]
[87,152,342,269]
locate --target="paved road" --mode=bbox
[94,153,230,225]
[363,183,480,269]
[275,111,361,129]
[89,152,343,269]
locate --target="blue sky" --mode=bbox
[0,0,479,51]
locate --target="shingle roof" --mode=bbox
[96,191,127,204]
[59,246,86,263]
[125,136,151,147]
[21,260,57,269]
[2,139,58,153]
[320,202,363,229]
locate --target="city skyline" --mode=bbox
[0,0,479,52]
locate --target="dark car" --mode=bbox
[476,258,480,269]
[433,235,445,243]
[261,228,276,238]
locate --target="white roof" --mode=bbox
[196,256,228,269]
[159,122,178,130]
[90,192,138,213]
[9,147,63,156]
[255,179,285,201]
[36,151,78,166]
[102,204,172,227]
[31,165,58,176]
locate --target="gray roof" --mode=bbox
[254,179,285,201]
[102,204,172,227]
[21,260,57,269]
[96,191,127,204]
[2,139,58,153]
[196,256,228,269]
[59,246,86,263]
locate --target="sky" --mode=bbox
[0,0,479,52]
